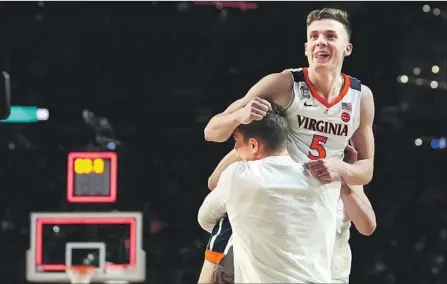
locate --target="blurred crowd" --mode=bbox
[0,2,446,283]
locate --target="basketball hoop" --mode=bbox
[67,265,96,284]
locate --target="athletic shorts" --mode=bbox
[205,214,233,265]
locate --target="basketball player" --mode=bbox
[199,144,376,283]
[202,7,375,283]
[204,8,375,186]
[198,104,343,283]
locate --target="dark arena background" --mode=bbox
[0,1,447,283]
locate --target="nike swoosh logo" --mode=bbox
[304,102,316,107]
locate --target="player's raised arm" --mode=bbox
[342,85,375,185]
[204,72,292,142]
[340,184,376,236]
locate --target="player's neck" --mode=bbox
[307,67,343,100]
[257,149,288,159]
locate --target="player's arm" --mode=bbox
[198,259,219,284]
[198,164,237,232]
[204,71,292,142]
[341,85,375,185]
[198,186,228,233]
[198,259,232,284]
[208,149,242,190]
[340,183,376,236]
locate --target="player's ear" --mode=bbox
[344,43,353,57]
[304,43,309,57]
[249,138,258,152]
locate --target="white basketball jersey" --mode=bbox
[285,67,362,163]
[284,67,361,283]
[331,199,352,283]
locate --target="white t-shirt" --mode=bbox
[198,155,340,283]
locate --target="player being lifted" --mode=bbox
[200,7,376,283]
[204,8,374,186]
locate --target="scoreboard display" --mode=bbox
[66,152,117,203]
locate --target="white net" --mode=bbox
[67,266,96,284]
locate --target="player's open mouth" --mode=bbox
[314,52,330,63]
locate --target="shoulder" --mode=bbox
[360,84,374,98]
[358,84,375,123]
[360,84,375,108]
[249,71,294,101]
[220,160,262,184]
[261,68,306,86]
[281,67,305,83]
[219,161,245,182]
[262,70,294,88]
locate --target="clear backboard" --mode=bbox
[26,212,145,283]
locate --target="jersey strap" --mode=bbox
[290,68,362,93]
[289,68,305,83]
[349,76,361,91]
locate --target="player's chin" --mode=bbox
[314,61,341,72]
[309,63,328,71]
[312,58,333,68]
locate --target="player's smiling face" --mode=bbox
[305,19,352,70]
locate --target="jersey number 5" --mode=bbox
[308,134,328,160]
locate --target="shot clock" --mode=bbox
[66,152,117,203]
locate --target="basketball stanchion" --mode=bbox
[0,71,11,120]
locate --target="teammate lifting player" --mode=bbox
[199,104,349,283]
[200,7,376,283]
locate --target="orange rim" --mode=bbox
[67,265,96,275]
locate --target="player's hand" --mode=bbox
[236,97,271,124]
[305,159,346,183]
[343,144,358,164]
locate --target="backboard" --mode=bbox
[26,212,145,283]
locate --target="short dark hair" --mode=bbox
[236,103,289,152]
[306,8,352,39]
